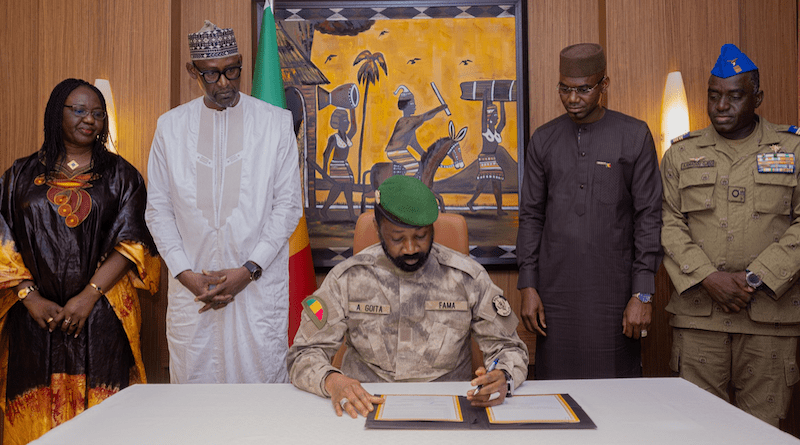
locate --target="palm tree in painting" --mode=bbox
[353,50,388,184]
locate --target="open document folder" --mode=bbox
[366,394,596,430]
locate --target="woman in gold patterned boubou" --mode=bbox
[0,78,159,444]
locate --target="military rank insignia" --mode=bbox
[492,295,512,317]
[757,152,795,173]
[302,296,328,329]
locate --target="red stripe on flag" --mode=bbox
[288,243,316,346]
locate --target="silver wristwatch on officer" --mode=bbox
[502,369,514,397]
[745,269,763,289]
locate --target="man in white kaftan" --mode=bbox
[145,21,302,383]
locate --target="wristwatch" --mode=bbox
[634,292,653,303]
[745,269,763,289]
[17,285,38,300]
[502,370,514,397]
[244,261,263,281]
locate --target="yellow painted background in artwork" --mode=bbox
[310,17,519,207]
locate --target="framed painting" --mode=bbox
[254,0,529,267]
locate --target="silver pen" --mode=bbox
[473,358,499,396]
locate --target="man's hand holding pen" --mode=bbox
[466,359,508,407]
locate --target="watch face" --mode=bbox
[747,273,761,287]
[245,261,262,281]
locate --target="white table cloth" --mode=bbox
[32,377,800,444]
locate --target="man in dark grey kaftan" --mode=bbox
[516,43,663,379]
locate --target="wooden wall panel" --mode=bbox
[605,0,739,159]
[103,1,173,178]
[740,0,798,126]
[527,0,601,132]
[0,1,38,172]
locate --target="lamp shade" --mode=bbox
[94,79,118,153]
[661,71,690,155]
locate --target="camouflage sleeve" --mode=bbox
[287,271,349,398]
[470,270,529,387]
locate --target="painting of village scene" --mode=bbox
[265,1,527,266]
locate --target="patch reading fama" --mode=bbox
[681,159,715,170]
[492,295,512,317]
[302,296,328,330]
[349,302,391,314]
[425,301,469,311]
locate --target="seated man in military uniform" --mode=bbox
[288,175,528,418]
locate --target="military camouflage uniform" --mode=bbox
[287,243,528,398]
[661,117,800,425]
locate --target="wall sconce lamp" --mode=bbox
[93,79,119,154]
[661,71,690,155]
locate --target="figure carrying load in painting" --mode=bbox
[320,107,358,221]
[384,85,449,176]
[467,93,507,215]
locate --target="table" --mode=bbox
[32,378,800,444]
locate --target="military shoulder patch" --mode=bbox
[302,296,328,330]
[492,295,511,317]
[786,125,800,136]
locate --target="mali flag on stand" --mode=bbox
[252,0,317,346]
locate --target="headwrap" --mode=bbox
[394,85,414,101]
[188,20,239,60]
[560,43,606,77]
[711,44,758,78]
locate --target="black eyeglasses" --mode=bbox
[64,105,107,120]
[193,63,242,84]
[557,76,606,95]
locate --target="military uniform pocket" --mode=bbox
[785,358,800,387]
[753,171,796,215]
[679,169,717,213]
[347,317,392,369]
[665,288,713,317]
[425,322,466,370]
[748,285,800,324]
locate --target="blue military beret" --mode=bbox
[711,44,757,78]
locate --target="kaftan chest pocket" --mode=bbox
[679,169,717,213]
[592,162,622,204]
[753,171,796,215]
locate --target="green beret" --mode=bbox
[376,175,438,227]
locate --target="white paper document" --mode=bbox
[375,395,463,422]
[487,394,579,423]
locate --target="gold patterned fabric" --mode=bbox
[0,152,159,444]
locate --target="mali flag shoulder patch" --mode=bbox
[302,296,328,330]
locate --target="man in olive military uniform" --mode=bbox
[288,175,528,418]
[661,44,800,427]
